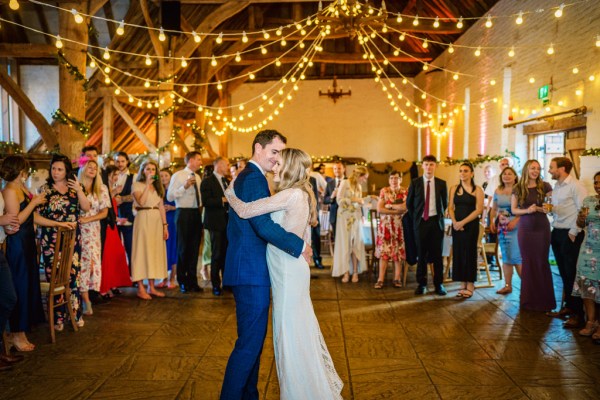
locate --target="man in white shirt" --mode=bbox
[167,151,203,293]
[547,157,588,327]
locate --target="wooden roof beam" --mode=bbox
[0,43,56,58]
[232,52,432,65]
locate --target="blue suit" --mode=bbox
[221,162,303,400]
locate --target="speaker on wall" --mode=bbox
[161,0,181,34]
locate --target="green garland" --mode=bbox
[154,105,176,123]
[0,141,23,155]
[52,108,91,137]
[156,127,179,154]
[189,121,208,153]
[363,159,408,175]
[582,148,600,157]
[438,154,505,167]
[57,51,89,91]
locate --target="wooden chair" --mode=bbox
[39,227,78,343]
[366,208,379,281]
[483,227,503,280]
[476,223,494,288]
[318,209,334,256]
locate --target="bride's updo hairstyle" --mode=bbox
[276,148,318,226]
[348,165,368,195]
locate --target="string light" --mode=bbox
[276,27,283,36]
[485,15,493,28]
[211,55,217,67]
[275,58,282,67]
[55,35,63,49]
[217,81,223,90]
[116,20,125,36]
[158,27,166,42]
[596,35,600,47]
[555,3,564,18]
[508,46,515,57]
[128,96,134,103]
[572,67,579,74]
[114,88,120,95]
[103,66,110,74]
[529,77,535,83]
[216,32,223,44]
[104,76,110,84]
[181,57,188,68]
[590,75,596,81]
[516,11,524,25]
[71,9,84,24]
[235,52,241,62]
[474,46,481,57]
[144,80,150,88]
[89,60,96,68]
[260,45,267,54]
[182,85,188,93]
[8,0,19,11]
[263,30,270,39]
[448,43,454,54]
[422,38,428,49]
[103,47,110,60]
[399,33,405,41]
[547,43,555,55]
[396,15,402,23]
[490,79,496,85]
[433,17,440,28]
[145,54,152,66]
[576,89,583,96]
[281,39,287,46]
[453,73,459,80]
[457,17,464,29]
[192,31,201,43]
[413,16,419,26]
[242,31,248,43]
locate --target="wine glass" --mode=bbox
[543,195,553,215]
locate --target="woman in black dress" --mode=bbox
[448,162,484,298]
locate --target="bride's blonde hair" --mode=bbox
[348,165,368,195]
[276,148,318,227]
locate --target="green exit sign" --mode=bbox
[538,85,550,100]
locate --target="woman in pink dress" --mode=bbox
[374,171,407,289]
[78,158,110,315]
[100,165,132,296]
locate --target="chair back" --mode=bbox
[48,228,77,294]
[368,208,379,248]
[319,210,331,234]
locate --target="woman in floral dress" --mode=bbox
[573,171,600,340]
[332,166,368,283]
[78,158,110,315]
[374,171,407,289]
[39,154,90,329]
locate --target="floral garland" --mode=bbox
[51,108,91,137]
[188,121,208,153]
[582,148,600,157]
[0,141,23,155]
[154,105,176,123]
[57,51,89,91]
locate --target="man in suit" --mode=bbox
[167,151,203,293]
[310,176,325,269]
[323,161,345,240]
[201,157,230,296]
[406,155,448,296]
[220,130,312,400]
[113,151,135,272]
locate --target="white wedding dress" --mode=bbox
[226,187,343,400]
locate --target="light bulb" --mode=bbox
[490,79,496,86]
[144,80,151,88]
[213,32,222,45]
[55,35,63,49]
[239,105,245,111]
[399,33,405,41]
[147,102,152,109]
[8,0,19,11]
[596,35,600,47]
[474,46,481,57]
[422,63,429,71]
[590,75,596,81]
[275,58,281,67]
[576,89,583,96]
[516,11,523,25]
[116,20,125,36]
[558,100,564,106]
[103,47,110,60]
[182,86,188,93]
[493,97,498,103]
[211,55,217,67]
[281,39,287,47]
[242,31,248,43]
[453,74,459,80]
[402,78,408,85]
[217,81,223,90]
[382,25,388,33]
[181,57,188,68]
[422,39,428,49]
[158,27,166,42]
[433,17,440,28]
[448,43,454,54]
[145,54,152,66]
[249,73,256,80]
[276,26,283,36]
[192,31,201,43]
[396,15,402,23]
[555,4,564,18]
[529,77,535,83]
[89,60,96,68]
[104,76,110,84]
[572,67,579,74]
[104,66,110,74]
[413,16,419,26]
[457,17,463,29]
[480,103,485,109]
[71,9,84,24]
[421,93,426,99]
[137,100,143,107]
[299,42,305,49]
[129,96,134,103]
[260,45,267,54]
[114,88,121,95]
[547,43,554,55]
[235,52,241,62]
[262,30,270,39]
[485,15,492,28]
[508,46,515,57]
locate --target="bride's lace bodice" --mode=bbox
[225,186,311,243]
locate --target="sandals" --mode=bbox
[374,281,384,289]
[579,321,599,337]
[496,285,512,295]
[456,289,474,298]
[392,280,402,288]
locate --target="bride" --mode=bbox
[225,148,343,400]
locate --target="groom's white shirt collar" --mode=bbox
[249,160,266,176]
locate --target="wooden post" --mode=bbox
[102,96,113,154]
[157,62,174,151]
[57,2,89,159]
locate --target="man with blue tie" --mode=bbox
[406,155,448,296]
[220,130,312,400]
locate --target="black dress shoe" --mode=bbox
[314,261,325,270]
[414,285,427,295]
[435,285,447,296]
[212,287,222,296]
[179,285,189,294]
[191,285,203,293]
[0,354,24,364]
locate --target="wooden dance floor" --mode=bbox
[1,263,599,399]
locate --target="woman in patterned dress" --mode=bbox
[374,171,407,289]
[39,154,90,329]
[573,171,600,340]
[78,158,110,315]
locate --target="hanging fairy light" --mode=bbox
[235,52,241,62]
[103,47,110,60]
[217,81,223,90]
[216,32,223,44]
[474,46,481,56]
[485,15,493,28]
[596,35,600,47]
[116,20,125,36]
[71,9,84,24]
[180,57,188,68]
[55,35,63,49]
[412,16,419,26]
[547,43,555,55]
[572,67,579,74]
[262,30,270,39]
[448,43,455,54]
[508,46,515,57]
[211,55,217,67]
[555,3,564,18]
[103,66,110,74]
[515,11,524,25]
[457,17,464,29]
[433,17,440,28]
[145,54,152,66]
[89,60,96,68]
[144,80,150,88]
[192,31,201,43]
[242,31,248,43]
[158,27,166,42]
[9,0,19,11]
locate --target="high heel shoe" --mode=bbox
[5,335,35,352]
[579,321,598,337]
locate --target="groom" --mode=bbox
[220,130,312,400]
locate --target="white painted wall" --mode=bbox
[20,65,59,150]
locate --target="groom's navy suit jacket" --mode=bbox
[223,161,304,287]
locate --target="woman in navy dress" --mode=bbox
[512,159,555,311]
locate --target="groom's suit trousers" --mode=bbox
[220,285,270,400]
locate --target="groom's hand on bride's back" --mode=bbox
[302,243,313,263]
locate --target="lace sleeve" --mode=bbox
[225,186,298,219]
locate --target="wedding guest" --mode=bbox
[38,154,90,329]
[547,157,587,328]
[201,157,230,296]
[77,158,110,315]
[113,151,134,269]
[490,167,522,294]
[131,159,168,300]
[167,152,203,293]
[156,168,177,289]
[229,164,239,180]
[0,192,20,371]
[448,163,484,298]
[511,159,555,312]
[374,171,407,289]
[100,166,132,298]
[309,176,325,269]
[572,171,600,339]
[323,162,346,240]
[332,165,368,283]
[498,157,513,173]
[237,159,247,171]
[406,155,448,296]
[1,156,47,351]
[200,164,214,282]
